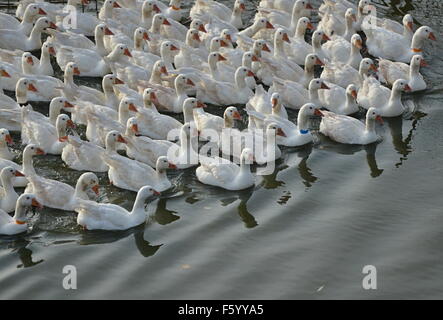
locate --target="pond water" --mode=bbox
[0,0,442,299]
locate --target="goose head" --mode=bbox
[253,40,271,55]
[345,8,357,23]
[186,29,201,47]
[358,0,371,15]
[113,43,132,58]
[143,88,159,107]
[56,114,75,142]
[16,78,38,100]
[157,155,177,172]
[271,92,282,109]
[134,27,150,42]
[275,28,291,44]
[346,84,358,100]
[0,128,13,146]
[119,98,138,116]
[254,17,274,30]
[234,0,246,12]
[299,103,323,121]
[209,37,229,51]
[104,0,121,11]
[169,0,181,10]
[49,97,74,120]
[221,29,233,44]
[190,19,207,33]
[95,24,114,38]
[296,17,314,34]
[77,172,100,196]
[410,55,427,70]
[309,78,330,91]
[161,41,179,58]
[240,147,254,164]
[21,52,35,72]
[65,62,81,76]
[1,167,25,183]
[0,67,10,78]
[266,122,286,138]
[393,79,412,93]
[242,51,259,68]
[224,106,242,122]
[175,74,195,90]
[143,0,161,16]
[105,130,126,150]
[126,117,140,135]
[137,185,161,200]
[403,14,414,32]
[24,4,47,19]
[42,41,56,56]
[153,60,168,76]
[359,58,377,75]
[236,67,255,80]
[152,14,171,28]
[14,193,43,223]
[208,52,227,68]
[24,144,46,158]
[412,26,437,51]
[351,34,363,49]
[366,107,383,124]
[102,74,124,92]
[182,97,205,114]
[305,53,324,68]
[35,17,57,32]
[312,30,330,46]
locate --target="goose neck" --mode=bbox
[23,150,35,176]
[365,116,376,134]
[297,110,309,132]
[0,172,14,194]
[235,72,247,89]
[13,203,27,223]
[49,105,62,124]
[131,192,149,214]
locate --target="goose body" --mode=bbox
[0,167,25,213]
[0,193,42,235]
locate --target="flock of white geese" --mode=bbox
[0,0,437,234]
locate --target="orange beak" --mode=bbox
[0,69,11,77]
[117,135,127,143]
[170,44,179,51]
[163,18,171,26]
[240,3,246,10]
[370,64,378,72]
[429,32,436,41]
[266,21,274,29]
[28,83,38,92]
[113,2,121,8]
[15,170,25,177]
[143,32,150,40]
[322,34,330,41]
[131,123,139,134]
[351,14,357,22]
[5,134,13,145]
[247,70,255,77]
[407,21,413,31]
[104,27,114,35]
[355,39,363,49]
[375,115,384,124]
[321,82,330,89]
[404,84,412,92]
[27,56,34,65]
[153,189,161,196]
[59,136,68,142]
[315,58,324,66]
[48,46,56,55]
[420,59,428,67]
[114,77,124,84]
[351,90,358,99]
[160,66,168,75]
[282,33,291,43]
[150,91,158,103]
[124,48,132,57]
[168,162,177,169]
[92,184,100,195]
[74,67,81,75]
[128,103,138,112]
[306,3,314,9]
[251,55,259,62]
[32,198,43,209]
[197,101,206,108]
[199,24,207,33]
[36,148,45,155]
[307,22,314,30]
[64,101,74,108]
[272,98,278,108]
[38,8,47,15]
[262,43,271,52]
[276,128,286,137]
[314,109,324,117]
[82,0,90,4]
[193,33,201,42]
[220,39,228,47]
[233,111,241,120]
[153,4,161,13]
[49,21,57,29]
[187,78,195,86]
[218,54,227,62]
[67,119,75,128]
[225,34,232,42]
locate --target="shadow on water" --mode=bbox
[0,238,44,268]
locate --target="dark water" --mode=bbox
[1,0,443,299]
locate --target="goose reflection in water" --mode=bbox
[0,238,44,268]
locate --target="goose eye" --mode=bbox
[27,197,30,200]
[31,147,34,150]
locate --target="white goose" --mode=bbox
[191,0,245,29]
[358,79,412,117]
[24,41,56,76]
[62,135,109,172]
[242,122,285,164]
[124,117,175,168]
[75,185,160,231]
[0,167,25,213]
[0,3,47,36]
[25,171,100,211]
[167,122,199,170]
[365,25,436,63]
[103,131,176,192]
[0,129,15,161]
[196,148,255,191]
[319,7,357,40]
[362,13,414,44]
[319,107,383,145]
[260,0,312,13]
[378,55,427,92]
[21,111,76,155]
[284,17,315,65]
[0,193,42,236]
[321,57,377,89]
[319,84,359,115]
[0,68,18,110]
[322,33,362,69]
[194,106,242,141]
[0,17,56,51]
[311,29,331,63]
